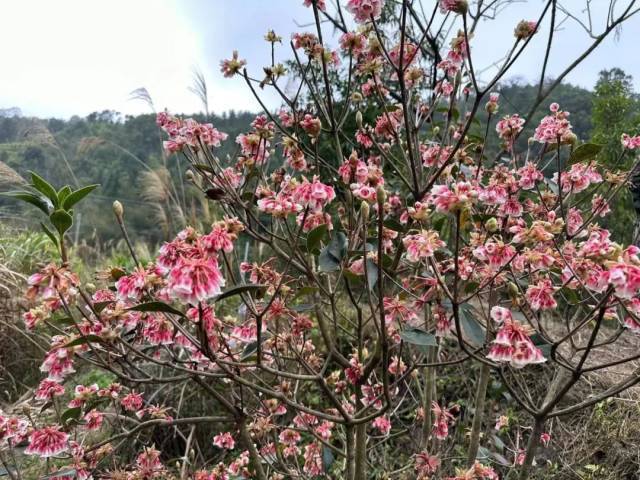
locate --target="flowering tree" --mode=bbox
[4,1,640,479]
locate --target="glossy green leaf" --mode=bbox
[128,301,185,317]
[49,209,73,235]
[40,222,59,248]
[460,304,485,346]
[62,184,99,210]
[215,284,267,302]
[2,191,50,214]
[29,171,59,206]
[400,328,437,347]
[306,224,328,252]
[568,143,603,165]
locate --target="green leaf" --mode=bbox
[60,407,82,425]
[49,209,73,236]
[57,186,72,204]
[400,328,437,347]
[40,222,59,248]
[2,191,51,214]
[568,143,603,165]
[318,248,341,272]
[128,301,185,317]
[93,301,115,313]
[365,258,378,291]
[306,224,328,252]
[459,304,485,346]
[29,171,59,206]
[62,184,99,210]
[322,445,335,471]
[318,231,347,272]
[293,286,318,299]
[327,231,347,260]
[239,333,271,361]
[64,334,104,348]
[215,284,267,302]
[383,218,405,232]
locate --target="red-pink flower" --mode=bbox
[526,279,557,311]
[346,0,385,23]
[372,415,392,435]
[213,431,236,450]
[83,410,104,431]
[403,230,445,262]
[431,402,456,440]
[415,452,440,476]
[168,255,225,305]
[121,392,144,412]
[25,426,69,458]
[487,306,546,368]
[35,379,65,401]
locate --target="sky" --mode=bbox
[2,0,639,119]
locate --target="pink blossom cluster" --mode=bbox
[533,103,575,144]
[157,111,228,153]
[486,306,546,368]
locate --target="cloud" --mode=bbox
[1,0,639,118]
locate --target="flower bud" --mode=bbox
[376,185,386,204]
[484,217,498,232]
[185,170,196,183]
[351,92,363,103]
[433,126,440,135]
[355,111,363,129]
[112,200,124,221]
[361,201,370,220]
[85,283,96,294]
[507,281,519,297]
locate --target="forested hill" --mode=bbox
[0,73,636,246]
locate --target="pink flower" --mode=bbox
[403,230,445,262]
[496,114,525,149]
[517,161,544,190]
[292,176,336,212]
[526,279,557,311]
[346,0,385,23]
[427,182,477,213]
[299,114,322,138]
[533,104,574,144]
[35,379,65,401]
[25,426,69,458]
[136,447,165,476]
[415,452,441,476]
[168,255,225,305]
[121,392,144,412]
[303,442,324,476]
[372,415,392,435]
[279,429,301,445]
[213,432,236,449]
[540,432,551,446]
[621,133,640,149]
[83,410,104,431]
[487,306,546,368]
[431,402,456,440]
[515,20,538,39]
[303,0,326,10]
[220,51,246,77]
[439,0,468,14]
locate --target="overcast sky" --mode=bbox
[2,0,639,119]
